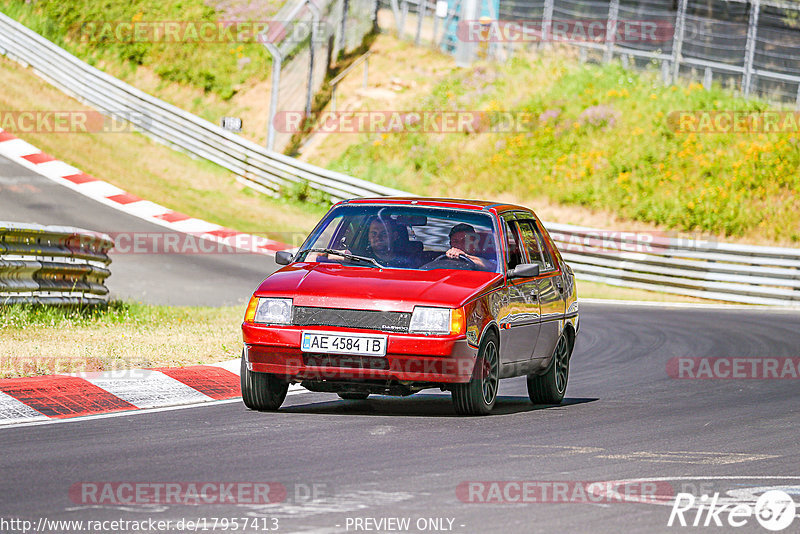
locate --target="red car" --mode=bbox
[241,198,579,415]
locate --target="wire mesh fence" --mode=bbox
[381,0,800,107]
[265,0,378,151]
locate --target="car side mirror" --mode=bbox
[508,263,539,278]
[275,250,293,265]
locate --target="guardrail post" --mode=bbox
[604,0,620,63]
[742,0,760,98]
[703,66,712,90]
[671,0,688,83]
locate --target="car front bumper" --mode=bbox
[242,324,479,384]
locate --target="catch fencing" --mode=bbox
[383,0,800,106]
[0,222,113,305]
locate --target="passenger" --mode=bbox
[446,223,497,271]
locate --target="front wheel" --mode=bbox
[452,332,499,415]
[527,334,571,404]
[240,351,289,411]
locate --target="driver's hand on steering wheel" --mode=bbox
[446,247,467,260]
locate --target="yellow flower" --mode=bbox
[132,11,143,22]
[687,201,695,209]
[650,94,658,100]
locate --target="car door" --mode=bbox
[497,213,541,364]
[516,218,567,361]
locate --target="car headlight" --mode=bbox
[244,297,293,325]
[409,306,464,335]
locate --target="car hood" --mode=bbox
[254,263,502,311]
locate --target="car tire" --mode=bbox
[527,333,570,404]
[337,393,370,400]
[240,352,289,411]
[452,331,499,416]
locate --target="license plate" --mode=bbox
[300,331,387,357]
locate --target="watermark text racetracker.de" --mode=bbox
[0,111,147,134]
[667,357,800,379]
[83,231,306,254]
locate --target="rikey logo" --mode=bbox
[668,490,796,530]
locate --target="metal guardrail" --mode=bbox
[0,222,113,305]
[544,222,800,306]
[0,13,408,202]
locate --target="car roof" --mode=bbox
[341,197,533,213]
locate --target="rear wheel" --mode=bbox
[337,393,369,400]
[527,334,570,404]
[240,352,289,411]
[452,332,499,415]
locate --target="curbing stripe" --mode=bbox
[0,127,291,256]
[0,364,243,424]
[0,375,136,418]
[153,366,242,400]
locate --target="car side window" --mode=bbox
[518,219,554,271]
[502,215,524,270]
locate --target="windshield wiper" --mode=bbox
[303,248,382,268]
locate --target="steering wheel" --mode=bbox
[424,252,476,269]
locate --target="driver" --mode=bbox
[365,218,416,268]
[446,223,496,271]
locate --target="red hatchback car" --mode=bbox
[241,198,579,415]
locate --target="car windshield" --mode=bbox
[296,204,502,273]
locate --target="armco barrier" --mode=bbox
[545,222,800,306]
[0,222,113,305]
[1,14,799,305]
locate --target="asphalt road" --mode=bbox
[0,153,276,306]
[1,303,798,533]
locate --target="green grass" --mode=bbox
[0,0,277,99]
[326,51,800,243]
[0,301,243,377]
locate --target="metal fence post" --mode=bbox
[542,0,554,47]
[263,42,283,151]
[400,0,409,38]
[670,0,688,84]
[455,0,478,65]
[661,60,671,85]
[703,66,712,89]
[604,0,620,63]
[340,0,350,56]
[742,0,761,98]
[306,1,321,117]
[415,0,425,45]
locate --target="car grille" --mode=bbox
[303,354,390,370]
[292,306,411,333]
